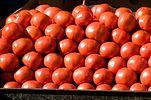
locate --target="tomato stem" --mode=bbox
[82,0,86,5]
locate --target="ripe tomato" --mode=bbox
[64,53,85,70]
[140,43,151,59]
[108,57,126,74]
[140,68,151,86]
[135,7,151,19]
[44,53,63,71]
[0,38,11,54]
[43,83,58,89]
[21,80,42,88]
[100,42,120,58]
[5,14,16,24]
[35,4,50,13]
[96,84,112,90]
[85,54,106,70]
[29,9,39,15]
[0,73,14,83]
[35,36,56,54]
[148,57,151,67]
[77,83,95,90]
[3,81,21,88]
[112,84,129,91]
[65,25,85,43]
[45,24,64,41]
[73,67,93,85]
[115,7,132,17]
[52,68,73,85]
[130,83,147,91]
[115,68,137,86]
[58,83,76,90]
[12,38,34,57]
[0,53,19,72]
[120,42,139,59]
[78,39,100,56]
[118,13,136,32]
[14,66,34,84]
[85,22,110,43]
[111,28,131,45]
[58,39,77,55]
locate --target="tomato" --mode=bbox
[85,22,110,43]
[0,53,19,72]
[35,36,56,54]
[118,13,136,32]
[130,83,147,91]
[12,38,34,57]
[115,68,137,86]
[30,12,51,31]
[85,54,106,70]
[108,57,126,74]
[99,12,118,29]
[54,11,74,28]
[112,84,129,91]
[44,53,63,71]
[64,53,85,70]
[140,68,151,86]
[43,83,58,89]
[35,4,50,13]
[22,51,43,70]
[58,39,77,55]
[45,24,65,41]
[115,7,132,17]
[29,9,39,15]
[3,81,21,88]
[111,28,131,45]
[0,73,14,83]
[132,30,150,46]
[120,42,139,59]
[0,38,11,54]
[58,83,76,90]
[21,80,42,88]
[135,7,151,19]
[140,43,151,59]
[25,26,43,41]
[96,84,112,90]
[73,67,93,85]
[77,83,95,90]
[78,39,100,56]
[14,66,34,84]
[5,14,16,24]
[52,68,73,85]
[148,57,151,67]
[65,25,85,43]
[100,42,120,58]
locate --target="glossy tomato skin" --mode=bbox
[115,7,132,17]
[21,80,42,89]
[85,22,110,43]
[35,36,56,54]
[3,81,21,88]
[12,38,34,57]
[96,84,112,90]
[130,83,147,91]
[77,83,95,90]
[58,83,76,90]
[5,14,16,24]
[29,9,39,15]
[112,84,129,91]
[44,53,63,71]
[140,43,151,59]
[140,68,151,86]
[100,42,120,58]
[0,53,19,72]
[135,7,151,19]
[0,38,11,54]
[0,73,14,83]
[52,68,73,85]
[35,4,50,13]
[73,67,93,85]
[78,39,100,56]
[85,54,106,70]
[43,83,58,89]
[14,66,34,84]
[44,7,61,19]
[148,57,151,67]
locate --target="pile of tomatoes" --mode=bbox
[0,3,151,91]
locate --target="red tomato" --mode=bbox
[93,68,114,85]
[58,83,76,90]
[0,73,14,83]
[118,13,136,32]
[29,9,39,15]
[14,66,34,84]
[130,83,147,91]
[115,68,137,86]
[120,42,139,59]
[135,7,151,19]
[22,51,43,70]
[0,38,11,54]
[112,84,129,91]
[64,53,85,70]
[140,43,151,59]
[73,67,93,85]
[65,25,85,43]
[77,83,95,90]
[25,26,43,41]
[3,81,21,88]
[111,28,131,45]
[35,4,50,13]
[85,22,110,43]
[127,55,148,74]
[85,54,106,70]
[96,84,112,90]
[30,12,51,31]
[52,68,73,85]
[58,39,77,55]
[43,83,58,89]
[35,36,56,54]
[115,7,132,17]
[148,57,151,67]
[5,14,16,24]
[44,53,63,71]
[21,80,42,88]
[140,68,151,86]
[78,39,100,56]
[108,57,126,74]
[132,30,150,46]
[12,38,34,57]
[99,12,118,29]
[100,42,120,58]
[0,53,19,72]
[45,24,64,41]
